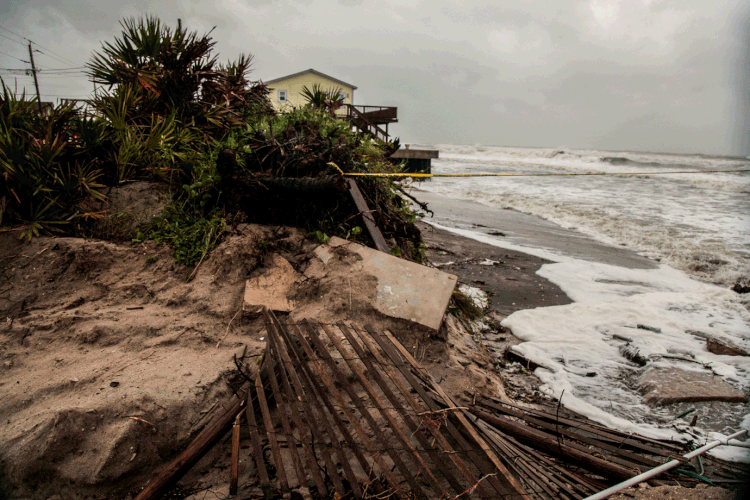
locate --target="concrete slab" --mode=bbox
[314,237,457,331]
[638,366,747,405]
[243,253,296,313]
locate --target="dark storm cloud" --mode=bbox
[1,0,747,155]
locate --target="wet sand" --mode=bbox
[415,190,658,317]
[418,221,572,317]
[415,189,657,270]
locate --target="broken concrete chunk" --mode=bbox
[638,366,747,405]
[315,237,458,331]
[706,338,749,357]
[243,253,296,313]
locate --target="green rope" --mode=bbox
[676,468,715,486]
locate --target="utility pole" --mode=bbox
[27,42,42,112]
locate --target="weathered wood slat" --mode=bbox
[515,436,599,496]
[245,389,272,499]
[267,313,360,497]
[477,418,583,500]
[284,320,403,494]
[254,366,289,493]
[379,327,529,496]
[301,320,429,500]
[468,406,638,482]
[263,330,309,492]
[264,315,334,496]
[230,413,241,496]
[364,325,505,499]
[352,328,477,494]
[320,323,448,498]
[482,396,686,458]
[476,398,664,468]
[340,322,468,497]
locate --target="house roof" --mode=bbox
[264,69,358,90]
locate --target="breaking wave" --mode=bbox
[421,144,750,287]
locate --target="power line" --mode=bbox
[0,25,80,67]
[32,45,79,67]
[0,32,27,48]
[0,49,27,63]
[0,26,27,44]
[39,66,87,71]
[27,42,79,67]
[35,49,78,68]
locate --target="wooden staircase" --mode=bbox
[343,104,397,141]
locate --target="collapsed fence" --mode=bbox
[135,310,748,499]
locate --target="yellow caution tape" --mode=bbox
[328,162,750,178]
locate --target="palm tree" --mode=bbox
[87,16,272,130]
[300,83,345,116]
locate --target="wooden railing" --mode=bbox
[343,104,397,141]
[345,105,398,123]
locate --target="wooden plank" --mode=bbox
[474,420,550,500]
[346,179,390,253]
[379,327,529,496]
[263,330,310,492]
[320,323,448,498]
[476,399,661,469]
[230,413,241,496]
[276,320,379,498]
[277,317,395,495]
[477,419,584,500]
[340,322,467,497]
[254,366,289,493]
[514,438,598,497]
[482,397,686,459]
[134,382,251,500]
[245,390,272,500]
[264,313,342,497]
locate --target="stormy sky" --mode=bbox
[1,0,748,156]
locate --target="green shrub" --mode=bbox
[0,84,105,239]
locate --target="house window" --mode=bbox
[278,89,287,103]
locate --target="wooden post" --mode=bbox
[27,43,41,112]
[346,179,389,253]
[230,412,241,495]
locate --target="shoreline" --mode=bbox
[417,221,572,318]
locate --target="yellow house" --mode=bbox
[265,69,357,115]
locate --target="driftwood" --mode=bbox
[468,406,638,482]
[505,348,553,371]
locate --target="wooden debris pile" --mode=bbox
[135,310,747,499]
[465,397,748,499]
[240,311,526,499]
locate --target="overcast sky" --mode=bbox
[1,0,748,155]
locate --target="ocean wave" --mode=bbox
[434,144,750,172]
[599,156,664,168]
